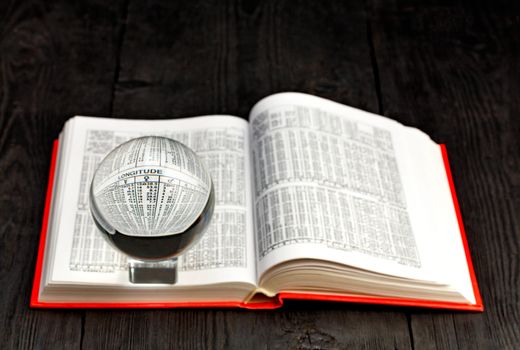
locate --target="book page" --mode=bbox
[48,116,256,287]
[249,93,464,285]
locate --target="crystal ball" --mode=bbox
[89,136,214,261]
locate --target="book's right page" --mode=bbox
[249,92,475,304]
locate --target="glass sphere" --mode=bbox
[89,136,214,261]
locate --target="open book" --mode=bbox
[31,93,482,311]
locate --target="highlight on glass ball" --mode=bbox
[89,136,215,284]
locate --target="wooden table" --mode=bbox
[1,1,518,348]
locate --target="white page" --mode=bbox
[402,129,476,303]
[48,115,256,287]
[249,93,475,301]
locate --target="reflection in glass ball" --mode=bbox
[90,136,214,259]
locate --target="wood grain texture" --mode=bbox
[1,0,519,348]
[369,1,520,348]
[0,0,124,348]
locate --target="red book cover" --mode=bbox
[31,141,483,311]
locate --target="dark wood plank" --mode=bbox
[213,305,413,349]
[233,0,381,116]
[83,306,414,349]
[81,1,413,349]
[369,2,520,348]
[0,0,124,348]
[112,0,240,118]
[4,0,518,348]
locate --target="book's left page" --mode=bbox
[45,116,256,291]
